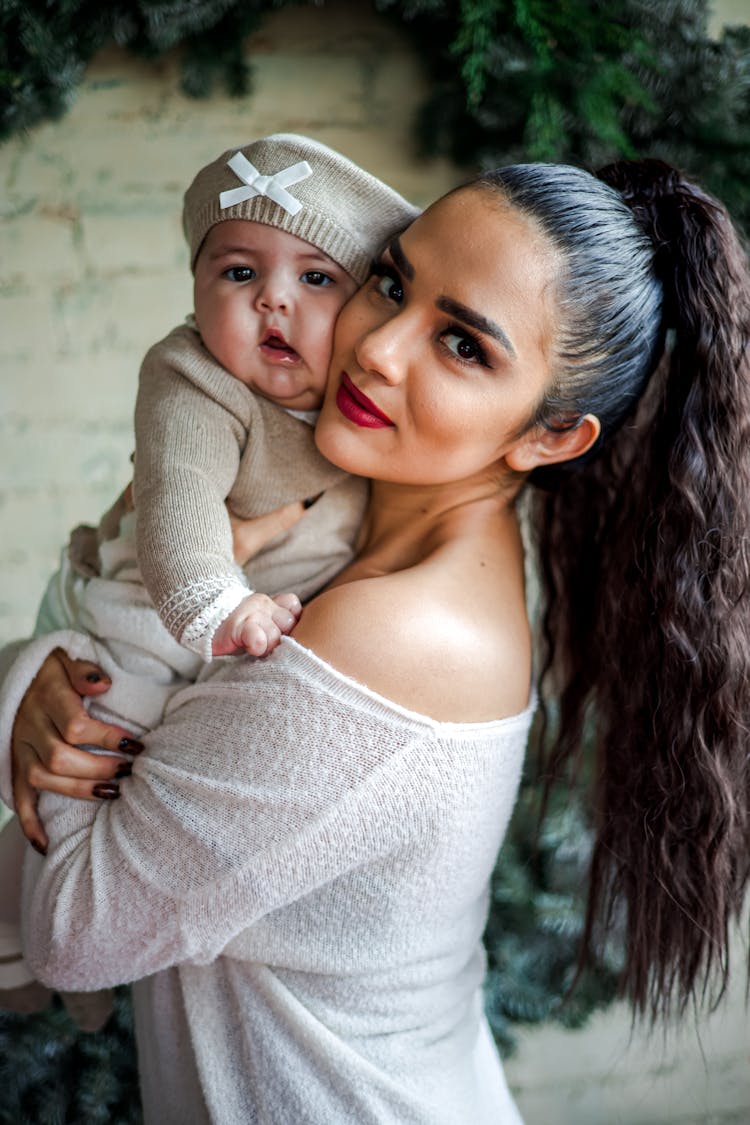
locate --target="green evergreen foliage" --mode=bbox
[386,0,750,232]
[2,2,748,227]
[0,988,141,1123]
[484,761,623,1055]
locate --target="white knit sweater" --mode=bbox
[0,636,532,1124]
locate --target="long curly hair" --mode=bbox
[477,159,750,1020]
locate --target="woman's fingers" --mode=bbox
[12,712,133,849]
[228,500,307,566]
[12,738,124,852]
[24,650,143,758]
[10,649,143,845]
[13,742,49,851]
[15,716,134,782]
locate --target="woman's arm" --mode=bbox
[18,644,448,992]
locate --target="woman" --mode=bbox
[3,158,750,1123]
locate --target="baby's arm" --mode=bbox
[134,338,257,658]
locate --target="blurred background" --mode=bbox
[1,2,749,1122]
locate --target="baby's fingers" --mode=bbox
[272,592,302,621]
[240,618,282,657]
[268,598,300,636]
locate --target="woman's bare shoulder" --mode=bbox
[292,569,531,723]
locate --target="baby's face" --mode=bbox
[193,220,358,412]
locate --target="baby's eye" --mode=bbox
[301,271,334,287]
[224,266,255,282]
[441,330,488,366]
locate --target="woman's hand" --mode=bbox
[11,649,143,852]
[228,499,311,567]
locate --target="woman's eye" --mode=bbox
[224,266,255,282]
[375,272,403,303]
[301,271,333,287]
[441,330,488,366]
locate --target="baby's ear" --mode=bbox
[505,413,601,473]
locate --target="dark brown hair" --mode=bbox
[479,159,750,1020]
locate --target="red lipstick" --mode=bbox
[335,372,394,429]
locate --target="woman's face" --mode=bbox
[314,185,562,487]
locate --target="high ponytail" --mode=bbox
[479,159,750,1019]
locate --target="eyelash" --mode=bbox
[369,260,490,368]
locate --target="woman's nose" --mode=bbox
[354,316,407,385]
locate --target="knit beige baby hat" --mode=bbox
[183,133,421,283]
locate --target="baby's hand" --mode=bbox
[211,592,302,658]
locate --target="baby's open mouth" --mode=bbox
[261,331,299,360]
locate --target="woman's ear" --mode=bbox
[505,414,601,473]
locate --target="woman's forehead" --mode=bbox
[408,186,553,260]
[400,186,560,308]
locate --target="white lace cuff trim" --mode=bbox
[176,580,251,662]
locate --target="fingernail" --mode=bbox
[114,763,132,779]
[303,492,324,510]
[31,839,47,857]
[118,738,144,754]
[85,672,102,683]
[92,783,120,800]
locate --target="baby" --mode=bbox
[0,133,419,1027]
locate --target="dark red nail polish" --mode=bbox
[92,783,119,800]
[31,839,47,857]
[118,738,144,754]
[114,763,132,779]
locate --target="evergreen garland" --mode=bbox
[1,2,749,227]
[484,754,622,1056]
[398,0,750,231]
[0,989,141,1124]
[0,0,746,1113]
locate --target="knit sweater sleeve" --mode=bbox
[133,327,254,658]
[18,639,532,993]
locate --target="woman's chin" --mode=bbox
[313,415,368,477]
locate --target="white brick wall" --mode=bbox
[1,2,747,1119]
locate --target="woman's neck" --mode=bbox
[335,475,521,584]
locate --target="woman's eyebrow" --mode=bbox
[388,237,414,280]
[436,296,516,358]
[388,235,516,357]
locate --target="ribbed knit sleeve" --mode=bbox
[20,639,533,994]
[133,327,252,653]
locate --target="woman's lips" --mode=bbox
[335,372,395,428]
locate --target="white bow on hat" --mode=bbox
[218,152,313,216]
